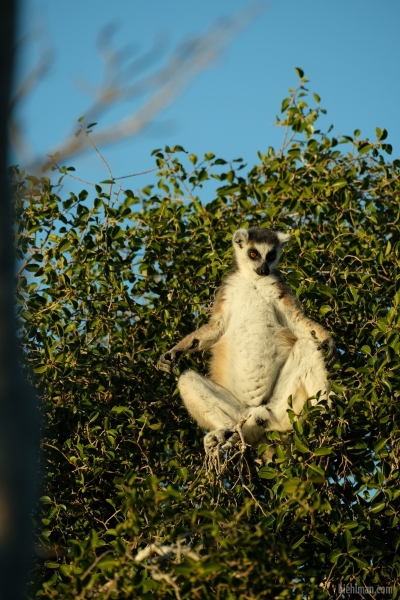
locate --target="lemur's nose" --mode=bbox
[256,262,270,276]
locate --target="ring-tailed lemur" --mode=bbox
[158,227,336,455]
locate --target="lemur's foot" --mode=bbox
[157,347,184,373]
[204,429,237,453]
[221,432,240,450]
[157,351,175,373]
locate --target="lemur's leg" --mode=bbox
[178,370,244,451]
[263,337,330,432]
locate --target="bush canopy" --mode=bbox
[15,72,400,598]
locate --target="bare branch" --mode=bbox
[25,2,265,173]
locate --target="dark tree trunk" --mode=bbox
[0,1,39,598]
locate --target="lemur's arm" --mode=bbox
[274,280,337,367]
[157,287,226,374]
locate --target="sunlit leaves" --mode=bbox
[12,74,400,599]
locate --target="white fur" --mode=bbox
[210,273,291,406]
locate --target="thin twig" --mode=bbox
[82,125,113,182]
[114,152,173,180]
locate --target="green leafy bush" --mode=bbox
[16,73,400,598]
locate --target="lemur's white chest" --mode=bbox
[210,275,294,406]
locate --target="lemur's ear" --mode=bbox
[276,232,291,246]
[232,229,249,249]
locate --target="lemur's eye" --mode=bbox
[248,250,259,260]
[267,250,277,262]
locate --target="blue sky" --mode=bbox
[16,0,400,191]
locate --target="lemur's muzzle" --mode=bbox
[255,261,270,276]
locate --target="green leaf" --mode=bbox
[308,463,325,477]
[195,265,207,276]
[258,467,276,479]
[294,435,310,453]
[329,548,342,563]
[293,420,303,435]
[358,142,373,155]
[342,521,358,529]
[257,444,267,456]
[374,438,388,453]
[58,239,70,253]
[283,478,301,493]
[313,447,333,456]
[291,535,305,549]
[314,533,330,545]
[370,501,386,513]
[267,430,280,441]
[39,496,53,504]
[353,556,369,569]
[331,178,347,188]
[97,556,117,570]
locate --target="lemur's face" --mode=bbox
[247,244,277,276]
[232,227,290,277]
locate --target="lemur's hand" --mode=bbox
[317,337,337,369]
[157,349,180,373]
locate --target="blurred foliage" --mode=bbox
[13,72,400,598]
